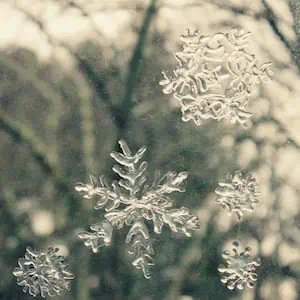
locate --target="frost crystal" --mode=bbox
[75,140,200,279]
[13,247,74,297]
[160,28,272,128]
[218,241,261,290]
[215,170,259,220]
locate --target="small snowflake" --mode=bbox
[160,28,272,128]
[13,247,74,297]
[215,170,259,220]
[75,140,200,279]
[218,241,261,290]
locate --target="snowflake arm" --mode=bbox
[78,221,113,253]
[126,220,154,279]
[139,171,200,235]
[110,141,148,198]
[75,175,123,211]
[13,247,74,297]
[141,171,188,204]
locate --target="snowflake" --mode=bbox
[160,28,272,128]
[215,170,259,220]
[75,140,200,279]
[218,241,261,290]
[13,247,74,297]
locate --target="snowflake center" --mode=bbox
[231,256,248,270]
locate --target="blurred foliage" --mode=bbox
[1,0,300,299]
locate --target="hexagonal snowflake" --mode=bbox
[75,140,200,279]
[218,241,261,290]
[13,247,74,297]
[160,28,272,128]
[215,170,259,220]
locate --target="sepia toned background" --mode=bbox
[0,0,300,299]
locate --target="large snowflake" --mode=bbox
[218,241,261,290]
[215,170,259,220]
[75,140,200,278]
[13,247,74,297]
[160,28,272,128]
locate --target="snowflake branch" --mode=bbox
[78,221,113,253]
[111,140,148,198]
[126,220,154,279]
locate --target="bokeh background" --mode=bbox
[1,0,300,299]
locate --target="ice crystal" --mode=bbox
[13,247,74,297]
[218,241,261,290]
[215,170,259,220]
[75,140,200,279]
[160,28,272,128]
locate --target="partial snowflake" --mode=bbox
[218,241,261,290]
[75,140,200,279]
[215,170,259,220]
[160,28,273,128]
[13,247,74,297]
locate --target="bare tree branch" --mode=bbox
[261,0,299,70]
[10,3,118,125]
[254,115,300,150]
[0,54,63,114]
[0,110,79,211]
[64,0,105,39]
[119,0,158,131]
[162,0,264,20]
[288,0,300,67]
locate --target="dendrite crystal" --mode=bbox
[160,28,272,128]
[218,241,261,290]
[13,247,74,297]
[215,170,259,220]
[75,140,200,279]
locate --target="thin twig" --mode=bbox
[10,4,118,125]
[162,0,264,19]
[261,0,299,70]
[65,0,105,39]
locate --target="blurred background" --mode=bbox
[0,0,300,299]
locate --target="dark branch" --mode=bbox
[253,115,300,150]
[65,0,105,39]
[288,0,300,67]
[0,53,64,107]
[0,111,80,215]
[119,0,158,131]
[10,4,120,126]
[261,0,299,70]
[0,113,53,175]
[162,1,264,20]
